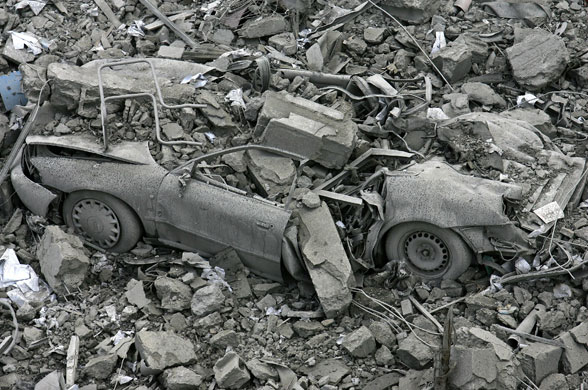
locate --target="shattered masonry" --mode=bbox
[0,0,588,390]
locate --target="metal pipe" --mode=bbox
[507,303,546,348]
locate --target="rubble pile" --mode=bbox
[0,0,588,389]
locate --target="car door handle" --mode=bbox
[256,221,274,230]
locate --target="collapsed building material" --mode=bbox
[36,226,90,295]
[506,29,570,91]
[135,331,197,371]
[379,0,441,23]
[257,91,356,169]
[297,202,355,318]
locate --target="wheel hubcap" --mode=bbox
[403,231,449,274]
[71,199,120,248]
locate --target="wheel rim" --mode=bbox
[402,230,450,276]
[71,199,120,248]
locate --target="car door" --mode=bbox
[155,171,292,281]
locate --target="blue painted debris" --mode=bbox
[0,71,28,112]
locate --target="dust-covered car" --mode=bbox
[10,123,540,283]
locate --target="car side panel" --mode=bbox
[30,156,167,237]
[156,174,291,282]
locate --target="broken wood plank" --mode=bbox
[138,0,197,49]
[66,335,80,387]
[144,10,195,31]
[93,0,123,28]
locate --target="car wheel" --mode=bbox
[384,222,472,280]
[63,191,142,253]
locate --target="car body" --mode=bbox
[11,128,538,282]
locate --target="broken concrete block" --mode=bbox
[210,330,239,349]
[432,43,472,83]
[461,82,506,107]
[246,149,296,198]
[157,45,184,59]
[161,122,185,140]
[37,226,90,295]
[397,333,434,369]
[570,320,588,345]
[135,331,196,371]
[195,89,239,134]
[364,28,386,44]
[380,0,441,23]
[213,351,251,389]
[539,373,567,390]
[375,345,395,366]
[2,37,36,64]
[519,343,562,384]
[454,33,489,64]
[293,320,325,338]
[368,321,397,348]
[160,367,203,390]
[240,15,287,38]
[268,32,297,55]
[154,276,192,311]
[257,91,356,169]
[263,112,355,170]
[34,371,63,390]
[570,64,588,87]
[84,354,117,379]
[211,29,235,46]
[302,358,350,385]
[191,284,225,317]
[245,359,278,381]
[342,326,377,358]
[560,330,588,374]
[449,327,522,390]
[298,202,355,318]
[125,279,151,309]
[506,30,569,91]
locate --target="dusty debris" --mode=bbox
[213,351,251,389]
[36,225,89,295]
[506,29,570,91]
[298,202,355,318]
[135,331,196,371]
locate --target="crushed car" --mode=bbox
[10,104,546,286]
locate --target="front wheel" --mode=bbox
[384,222,472,280]
[63,191,142,253]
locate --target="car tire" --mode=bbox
[384,222,472,280]
[63,191,142,253]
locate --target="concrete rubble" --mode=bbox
[0,0,587,389]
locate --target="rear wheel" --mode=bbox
[63,191,142,253]
[385,222,472,280]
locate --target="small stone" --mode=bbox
[210,330,239,349]
[344,36,367,54]
[54,123,72,134]
[303,358,350,385]
[162,123,185,141]
[125,279,150,309]
[293,320,325,338]
[397,333,433,369]
[559,331,588,374]
[368,321,396,348]
[213,351,251,389]
[268,32,297,55]
[461,82,507,107]
[375,345,395,366]
[84,354,118,379]
[432,43,472,82]
[539,373,567,390]
[211,29,235,46]
[191,284,225,318]
[246,359,278,381]
[342,326,376,358]
[301,191,321,208]
[135,331,197,371]
[160,366,202,390]
[364,28,386,44]
[154,276,192,311]
[157,45,185,59]
[240,15,287,38]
